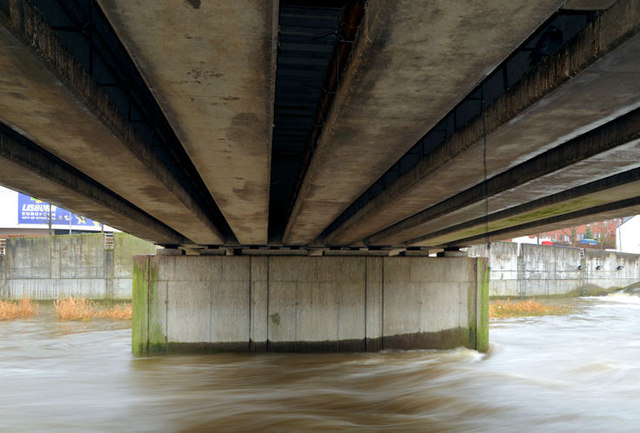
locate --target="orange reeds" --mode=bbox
[54,296,95,320]
[0,298,38,320]
[54,297,131,320]
[490,298,570,319]
[94,303,132,320]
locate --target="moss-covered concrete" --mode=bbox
[425,197,605,246]
[114,233,156,278]
[466,260,478,350]
[580,285,621,297]
[146,260,165,353]
[132,256,149,355]
[476,258,490,353]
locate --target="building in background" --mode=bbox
[508,218,625,249]
[616,216,640,254]
[0,186,117,237]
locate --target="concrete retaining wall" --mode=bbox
[583,250,640,292]
[133,255,489,354]
[470,242,640,297]
[0,233,155,299]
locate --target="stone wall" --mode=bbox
[0,233,155,299]
[133,255,489,354]
[469,242,640,297]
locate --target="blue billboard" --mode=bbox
[17,194,100,228]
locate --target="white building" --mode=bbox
[617,216,640,254]
[0,186,116,237]
[510,234,552,245]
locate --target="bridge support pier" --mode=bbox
[132,255,488,355]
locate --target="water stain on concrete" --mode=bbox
[225,112,261,143]
[269,312,280,326]
[185,0,201,9]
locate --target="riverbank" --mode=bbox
[489,298,572,319]
[0,297,131,321]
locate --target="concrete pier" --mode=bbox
[132,256,488,355]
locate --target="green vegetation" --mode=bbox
[585,225,593,239]
[477,259,489,352]
[132,257,149,354]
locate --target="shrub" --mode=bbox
[490,298,570,319]
[54,296,95,320]
[94,303,132,320]
[0,298,38,320]
[54,296,132,320]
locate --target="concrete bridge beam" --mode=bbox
[283,0,565,246]
[98,0,278,245]
[0,123,186,244]
[0,1,224,245]
[417,175,640,247]
[447,192,640,248]
[325,0,640,247]
[370,106,640,246]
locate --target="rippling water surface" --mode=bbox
[1,295,640,432]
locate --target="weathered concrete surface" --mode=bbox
[328,0,640,247]
[420,175,640,247]
[382,257,476,350]
[469,243,521,297]
[584,249,640,291]
[365,257,383,351]
[0,2,223,244]
[461,201,640,249]
[283,0,565,245]
[132,255,488,354]
[98,0,278,245]
[470,242,640,297]
[519,244,583,297]
[372,107,640,246]
[0,233,155,300]
[267,257,366,351]
[5,1,638,252]
[563,0,618,9]
[0,126,186,245]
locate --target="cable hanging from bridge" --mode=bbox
[481,84,491,252]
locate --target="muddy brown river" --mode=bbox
[1,295,639,432]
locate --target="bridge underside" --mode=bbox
[0,0,639,255]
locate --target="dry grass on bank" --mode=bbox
[490,298,570,319]
[0,299,38,320]
[94,303,132,320]
[54,297,132,321]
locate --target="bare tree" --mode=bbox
[560,226,578,246]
